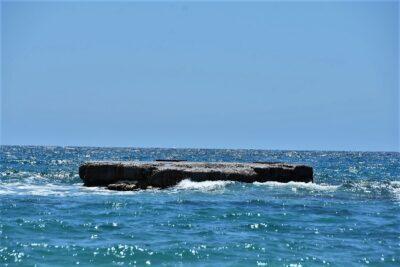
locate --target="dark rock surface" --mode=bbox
[79,161,313,191]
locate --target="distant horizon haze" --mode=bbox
[1,1,399,152]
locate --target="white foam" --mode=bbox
[174,179,234,191]
[389,181,400,201]
[253,181,339,191]
[1,171,79,180]
[1,180,398,198]
[0,182,137,196]
[0,180,235,195]
[342,180,400,199]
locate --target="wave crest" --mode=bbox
[0,182,137,196]
[0,179,399,200]
[341,180,400,200]
[174,179,234,191]
[254,181,338,191]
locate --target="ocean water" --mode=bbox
[0,146,399,266]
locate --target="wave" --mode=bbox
[392,181,400,200]
[340,180,400,200]
[0,182,138,197]
[254,180,400,201]
[0,171,80,182]
[253,181,339,191]
[0,179,236,196]
[174,179,234,191]
[0,179,399,200]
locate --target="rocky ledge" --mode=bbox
[79,160,313,191]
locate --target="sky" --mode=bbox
[1,1,399,151]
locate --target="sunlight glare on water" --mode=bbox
[0,146,399,265]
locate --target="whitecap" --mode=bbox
[174,179,234,191]
[253,181,339,191]
[338,180,400,202]
[387,181,400,201]
[0,182,138,197]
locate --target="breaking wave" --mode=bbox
[174,179,234,191]
[0,177,399,200]
[0,170,79,182]
[254,181,339,191]
[254,180,400,200]
[340,180,400,200]
[0,182,137,196]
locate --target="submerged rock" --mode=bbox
[79,160,313,191]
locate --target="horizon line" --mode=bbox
[1,143,399,154]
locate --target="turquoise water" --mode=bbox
[1,146,399,266]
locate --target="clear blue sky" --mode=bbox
[1,1,399,151]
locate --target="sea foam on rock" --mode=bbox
[79,161,313,191]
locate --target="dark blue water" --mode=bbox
[1,146,399,266]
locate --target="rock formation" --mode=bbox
[79,160,313,191]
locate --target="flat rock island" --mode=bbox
[79,161,313,191]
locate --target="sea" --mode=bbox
[0,146,399,266]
